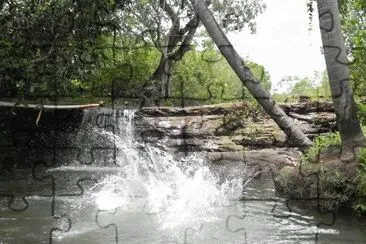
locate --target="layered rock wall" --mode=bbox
[134,101,336,174]
[135,101,336,152]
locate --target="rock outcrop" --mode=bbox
[0,101,337,175]
[135,101,336,152]
[134,101,336,174]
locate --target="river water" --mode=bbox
[1,109,366,243]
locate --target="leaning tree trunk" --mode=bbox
[316,0,365,150]
[189,0,312,147]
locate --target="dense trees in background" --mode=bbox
[119,0,266,98]
[0,0,126,98]
[273,71,331,101]
[88,37,161,99]
[338,0,366,97]
[0,0,364,109]
[0,0,266,100]
[171,43,271,105]
[0,0,268,105]
[86,38,271,104]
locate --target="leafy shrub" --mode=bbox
[303,132,341,162]
[357,102,366,126]
[354,147,366,214]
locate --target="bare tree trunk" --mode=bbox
[151,1,200,99]
[151,54,171,99]
[190,0,312,147]
[316,0,365,151]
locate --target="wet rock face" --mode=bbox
[135,102,337,153]
[0,107,84,144]
[0,107,83,167]
[0,101,336,172]
[132,101,337,176]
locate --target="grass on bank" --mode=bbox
[276,124,366,215]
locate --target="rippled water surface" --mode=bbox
[2,174,366,244]
[1,109,366,243]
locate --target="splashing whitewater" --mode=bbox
[91,109,245,230]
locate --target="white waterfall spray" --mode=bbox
[93,109,244,231]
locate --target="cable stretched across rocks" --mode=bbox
[0,100,104,126]
[0,101,104,109]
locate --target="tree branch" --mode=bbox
[169,0,211,60]
[180,13,200,35]
[159,0,178,23]
[170,17,199,61]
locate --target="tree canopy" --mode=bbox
[0,0,267,101]
[0,0,128,98]
[338,0,366,97]
[1,0,363,106]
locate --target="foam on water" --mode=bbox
[92,109,244,231]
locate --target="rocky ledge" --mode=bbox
[134,101,336,175]
[135,101,335,151]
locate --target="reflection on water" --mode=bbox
[1,109,366,243]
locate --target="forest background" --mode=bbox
[0,0,364,110]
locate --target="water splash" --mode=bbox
[92,109,245,231]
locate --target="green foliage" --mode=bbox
[246,61,271,91]
[170,45,271,105]
[122,0,266,36]
[0,0,124,98]
[354,147,366,214]
[313,71,331,97]
[273,71,332,102]
[290,78,314,97]
[303,132,341,163]
[88,40,160,97]
[0,0,267,102]
[58,39,272,104]
[276,163,354,210]
[120,0,266,99]
[279,126,366,214]
[171,47,223,104]
[210,0,266,32]
[357,102,366,126]
[338,0,366,97]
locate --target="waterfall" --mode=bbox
[74,108,244,231]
